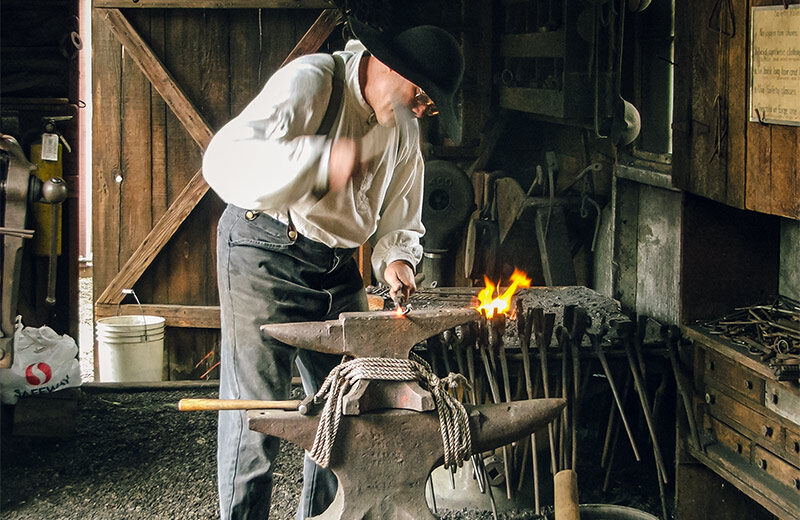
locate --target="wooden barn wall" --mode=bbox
[673,0,800,220]
[92,8,320,380]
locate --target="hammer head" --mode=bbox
[261,308,481,359]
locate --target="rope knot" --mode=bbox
[308,356,472,470]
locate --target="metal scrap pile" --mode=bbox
[700,296,800,381]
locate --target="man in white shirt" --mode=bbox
[203,15,464,520]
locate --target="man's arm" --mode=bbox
[202,55,347,209]
[371,144,425,288]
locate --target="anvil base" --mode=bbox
[248,398,565,520]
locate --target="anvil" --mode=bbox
[260,308,480,359]
[261,308,481,415]
[248,398,566,520]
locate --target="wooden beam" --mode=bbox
[103,9,214,150]
[96,8,343,307]
[94,0,329,8]
[96,168,209,305]
[95,303,221,328]
[281,8,343,67]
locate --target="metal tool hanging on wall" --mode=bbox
[30,119,70,308]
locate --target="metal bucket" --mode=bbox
[426,461,659,520]
[552,504,660,520]
[96,315,165,382]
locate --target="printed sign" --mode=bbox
[749,5,800,126]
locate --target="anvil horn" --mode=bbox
[260,308,480,359]
[248,398,566,454]
[469,398,567,453]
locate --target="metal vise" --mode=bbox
[0,135,68,368]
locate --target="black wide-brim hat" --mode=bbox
[349,16,464,144]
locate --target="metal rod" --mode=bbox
[0,226,35,238]
[460,324,488,495]
[664,325,701,450]
[533,308,558,474]
[566,307,589,471]
[602,408,620,492]
[516,303,540,513]
[622,334,668,484]
[428,474,438,514]
[483,317,513,500]
[600,386,617,468]
[570,333,581,471]
[590,330,640,461]
[603,371,632,492]
[558,327,570,470]
[496,341,515,500]
[634,314,649,391]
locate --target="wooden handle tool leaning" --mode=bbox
[177,399,301,411]
[554,469,581,520]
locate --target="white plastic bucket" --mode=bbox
[96,315,165,382]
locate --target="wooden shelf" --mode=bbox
[501,30,565,58]
[688,442,799,519]
[682,327,800,520]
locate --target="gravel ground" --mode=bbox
[0,386,305,519]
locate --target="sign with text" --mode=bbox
[749,5,800,126]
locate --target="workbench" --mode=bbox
[678,326,800,520]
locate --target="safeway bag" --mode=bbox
[0,317,82,404]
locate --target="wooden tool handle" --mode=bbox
[177,399,301,411]
[554,469,580,520]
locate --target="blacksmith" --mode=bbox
[202,16,464,520]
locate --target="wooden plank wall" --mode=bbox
[92,8,319,380]
[673,0,800,220]
[746,1,800,218]
[673,0,747,207]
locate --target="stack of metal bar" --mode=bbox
[699,296,800,381]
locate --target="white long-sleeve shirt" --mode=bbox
[202,46,425,281]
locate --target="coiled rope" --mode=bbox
[308,355,472,469]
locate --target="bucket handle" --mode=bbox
[119,288,150,342]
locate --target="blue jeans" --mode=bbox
[216,204,367,520]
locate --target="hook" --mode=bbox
[754,108,767,125]
[708,0,736,37]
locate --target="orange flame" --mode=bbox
[474,268,531,319]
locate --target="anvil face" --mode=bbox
[248,398,565,520]
[260,308,480,359]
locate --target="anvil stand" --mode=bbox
[250,308,566,520]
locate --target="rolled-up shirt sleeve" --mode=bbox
[202,56,333,209]
[371,149,425,282]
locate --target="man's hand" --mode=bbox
[384,260,417,304]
